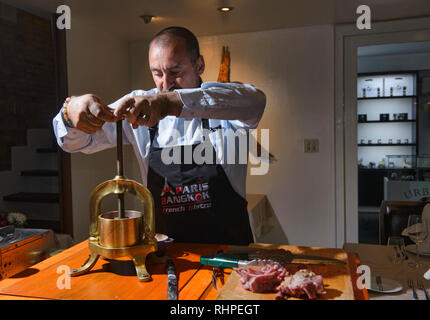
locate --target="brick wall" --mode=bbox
[0,5,57,171]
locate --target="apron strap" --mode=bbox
[149,123,158,146]
[202,118,209,130]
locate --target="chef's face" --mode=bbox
[149,37,205,92]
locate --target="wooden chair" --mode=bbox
[379,200,430,245]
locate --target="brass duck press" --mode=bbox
[69,120,158,281]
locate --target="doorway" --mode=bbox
[357,42,430,243]
[334,17,430,247]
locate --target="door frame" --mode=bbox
[334,16,430,247]
[52,14,73,236]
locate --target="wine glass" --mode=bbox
[406,215,428,268]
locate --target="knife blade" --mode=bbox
[226,246,346,265]
[200,255,281,269]
[165,257,178,300]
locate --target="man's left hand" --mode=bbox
[114,91,183,128]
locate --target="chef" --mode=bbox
[53,26,266,245]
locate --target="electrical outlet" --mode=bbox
[304,139,319,153]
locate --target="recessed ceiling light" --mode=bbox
[140,14,154,24]
[217,6,234,12]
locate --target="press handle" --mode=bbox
[116,120,125,219]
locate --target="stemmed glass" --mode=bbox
[406,215,428,268]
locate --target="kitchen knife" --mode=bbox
[200,250,345,267]
[200,255,275,269]
[165,257,178,300]
[227,246,347,264]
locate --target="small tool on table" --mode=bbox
[166,257,178,300]
[211,266,225,290]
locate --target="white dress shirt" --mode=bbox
[53,82,266,199]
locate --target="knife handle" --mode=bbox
[200,255,238,268]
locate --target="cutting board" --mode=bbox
[216,244,355,300]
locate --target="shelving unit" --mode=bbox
[357,71,419,210]
[358,143,416,147]
[358,120,415,123]
[357,95,417,100]
[357,71,418,170]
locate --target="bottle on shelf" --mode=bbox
[402,159,412,169]
[378,158,386,169]
[403,86,407,96]
[362,88,366,98]
[377,87,381,97]
[390,87,393,97]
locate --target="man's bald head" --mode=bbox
[149,26,200,64]
[148,26,205,92]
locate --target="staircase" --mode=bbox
[0,128,61,232]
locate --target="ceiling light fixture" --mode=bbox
[217,6,234,13]
[140,14,154,24]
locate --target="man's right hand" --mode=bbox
[66,94,117,134]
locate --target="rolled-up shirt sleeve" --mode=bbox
[53,112,92,153]
[53,111,119,154]
[52,91,145,154]
[176,82,266,129]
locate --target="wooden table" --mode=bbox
[344,243,430,300]
[0,241,366,300]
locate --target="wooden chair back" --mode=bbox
[379,200,430,245]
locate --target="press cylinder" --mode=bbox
[98,210,143,248]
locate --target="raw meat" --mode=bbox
[234,262,288,293]
[276,269,326,300]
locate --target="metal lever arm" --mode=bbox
[116,120,125,219]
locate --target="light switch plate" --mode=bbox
[304,139,319,153]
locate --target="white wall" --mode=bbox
[130,26,336,247]
[66,16,139,242]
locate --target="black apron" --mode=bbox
[147,119,254,245]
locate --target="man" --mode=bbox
[53,26,266,245]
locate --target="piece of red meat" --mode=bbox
[276,269,326,300]
[234,262,288,293]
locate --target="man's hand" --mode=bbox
[114,91,183,129]
[67,94,117,133]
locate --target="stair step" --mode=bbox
[11,146,58,172]
[3,192,59,203]
[21,170,59,177]
[36,147,57,154]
